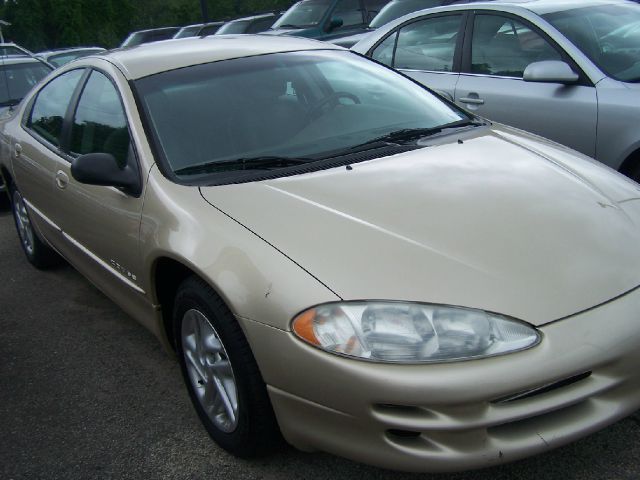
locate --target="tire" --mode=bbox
[627,162,640,184]
[10,184,61,269]
[173,276,283,457]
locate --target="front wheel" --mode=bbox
[173,276,282,457]
[10,185,61,269]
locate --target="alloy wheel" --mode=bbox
[181,308,239,433]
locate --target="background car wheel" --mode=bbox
[173,276,283,457]
[10,185,61,269]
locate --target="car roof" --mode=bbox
[0,56,52,67]
[442,0,632,14]
[38,47,105,56]
[130,26,181,35]
[180,21,225,29]
[104,34,342,80]
[226,12,277,23]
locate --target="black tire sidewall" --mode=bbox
[173,277,273,457]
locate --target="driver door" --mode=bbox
[455,12,597,156]
[48,68,147,299]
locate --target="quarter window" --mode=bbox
[471,14,562,77]
[28,69,84,146]
[70,71,130,168]
[394,15,463,72]
[371,31,397,66]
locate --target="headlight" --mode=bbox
[292,302,540,363]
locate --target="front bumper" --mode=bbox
[240,285,640,472]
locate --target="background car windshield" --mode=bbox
[370,0,441,28]
[543,4,640,82]
[135,50,467,178]
[0,62,51,106]
[174,26,202,38]
[273,0,332,27]
[217,20,250,34]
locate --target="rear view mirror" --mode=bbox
[71,152,141,196]
[523,61,579,84]
[327,17,343,32]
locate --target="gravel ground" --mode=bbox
[1,199,639,480]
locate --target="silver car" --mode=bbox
[352,0,640,180]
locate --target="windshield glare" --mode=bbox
[273,0,332,28]
[543,4,640,82]
[136,50,468,180]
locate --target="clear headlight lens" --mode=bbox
[292,302,540,363]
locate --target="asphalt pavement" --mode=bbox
[1,199,639,480]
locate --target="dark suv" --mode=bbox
[265,0,390,41]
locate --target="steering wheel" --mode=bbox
[307,91,360,120]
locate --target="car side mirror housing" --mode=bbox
[327,17,343,32]
[523,61,579,84]
[71,152,141,196]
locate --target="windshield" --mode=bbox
[174,25,203,38]
[543,4,640,82]
[273,0,332,28]
[217,20,251,34]
[0,62,51,106]
[135,50,469,182]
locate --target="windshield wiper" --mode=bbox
[272,24,304,29]
[355,120,483,149]
[174,156,312,176]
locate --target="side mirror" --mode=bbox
[71,152,141,196]
[523,61,579,84]
[326,17,343,32]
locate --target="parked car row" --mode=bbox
[121,12,283,47]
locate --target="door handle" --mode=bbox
[14,143,22,158]
[459,97,485,105]
[55,170,69,189]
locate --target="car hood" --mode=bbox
[200,126,640,326]
[261,27,312,37]
[328,31,369,47]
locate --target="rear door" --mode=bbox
[14,68,86,244]
[455,11,597,156]
[369,12,466,100]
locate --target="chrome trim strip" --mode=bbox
[399,69,458,75]
[24,198,62,232]
[458,72,523,80]
[62,231,146,295]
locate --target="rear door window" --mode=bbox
[394,14,463,71]
[27,69,85,147]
